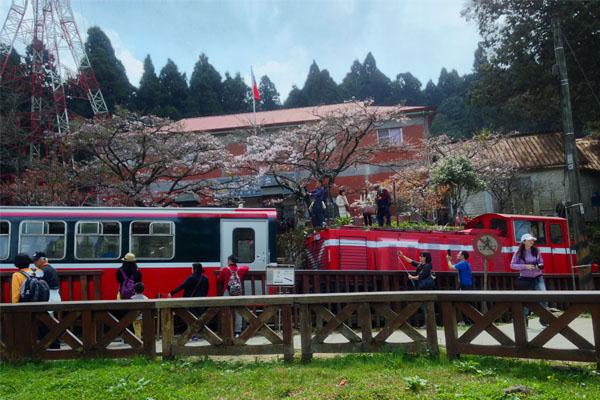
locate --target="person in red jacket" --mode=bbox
[217,255,249,296]
[217,255,249,335]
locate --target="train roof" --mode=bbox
[468,213,567,222]
[0,206,277,219]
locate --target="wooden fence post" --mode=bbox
[425,302,439,357]
[142,309,156,358]
[591,304,600,372]
[299,304,312,363]
[358,302,372,351]
[441,302,459,360]
[161,308,174,360]
[282,304,294,363]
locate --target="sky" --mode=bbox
[0,0,481,101]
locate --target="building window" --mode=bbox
[0,221,10,260]
[130,221,174,259]
[233,228,255,263]
[19,221,66,260]
[75,221,121,260]
[377,128,403,144]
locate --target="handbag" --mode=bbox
[363,205,376,215]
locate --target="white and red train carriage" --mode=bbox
[305,213,577,274]
[0,207,277,301]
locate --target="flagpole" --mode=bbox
[251,66,256,127]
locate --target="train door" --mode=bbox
[220,219,269,271]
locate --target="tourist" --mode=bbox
[335,188,351,219]
[130,282,148,339]
[398,250,436,290]
[11,253,34,303]
[375,185,392,227]
[309,180,326,228]
[116,252,142,300]
[32,252,61,302]
[446,251,473,290]
[217,256,249,335]
[511,233,548,326]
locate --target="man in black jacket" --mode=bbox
[169,263,209,298]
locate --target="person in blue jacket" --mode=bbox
[447,250,473,290]
[309,181,326,228]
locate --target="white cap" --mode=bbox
[520,233,536,242]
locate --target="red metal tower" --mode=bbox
[0,0,108,160]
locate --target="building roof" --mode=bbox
[459,132,600,172]
[178,103,434,133]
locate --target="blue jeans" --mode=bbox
[525,276,548,322]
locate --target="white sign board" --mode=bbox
[266,264,295,286]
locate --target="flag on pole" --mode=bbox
[251,68,261,101]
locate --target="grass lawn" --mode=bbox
[1,352,598,399]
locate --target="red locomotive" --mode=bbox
[305,213,577,274]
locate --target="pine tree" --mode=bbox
[340,53,391,104]
[258,75,281,111]
[390,72,423,105]
[158,59,189,120]
[84,26,134,112]
[189,53,223,116]
[135,55,161,115]
[222,72,250,114]
[302,61,341,105]
[284,85,308,108]
[339,60,363,100]
[360,52,392,104]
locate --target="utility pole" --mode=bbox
[552,16,587,264]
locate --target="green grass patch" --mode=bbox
[0,352,598,399]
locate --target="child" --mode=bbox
[131,282,148,339]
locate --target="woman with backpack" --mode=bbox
[217,255,249,335]
[116,252,142,300]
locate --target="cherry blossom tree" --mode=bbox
[237,100,413,209]
[383,167,445,223]
[70,110,228,206]
[0,156,94,206]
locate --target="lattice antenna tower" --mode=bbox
[0,0,108,160]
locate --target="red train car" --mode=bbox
[0,207,277,302]
[305,213,576,274]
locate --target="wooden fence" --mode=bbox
[0,270,103,303]
[1,291,598,369]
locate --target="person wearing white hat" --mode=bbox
[511,232,548,326]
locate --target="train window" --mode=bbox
[19,220,66,259]
[75,221,121,260]
[0,221,10,260]
[233,228,255,263]
[130,221,174,259]
[513,220,547,244]
[550,224,563,244]
[490,218,507,236]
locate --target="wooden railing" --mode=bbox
[0,270,103,303]
[1,291,598,369]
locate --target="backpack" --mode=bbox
[119,270,135,299]
[227,267,242,296]
[19,271,50,302]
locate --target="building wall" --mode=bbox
[463,168,600,221]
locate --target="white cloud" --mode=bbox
[104,28,144,87]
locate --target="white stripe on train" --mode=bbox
[320,239,573,254]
